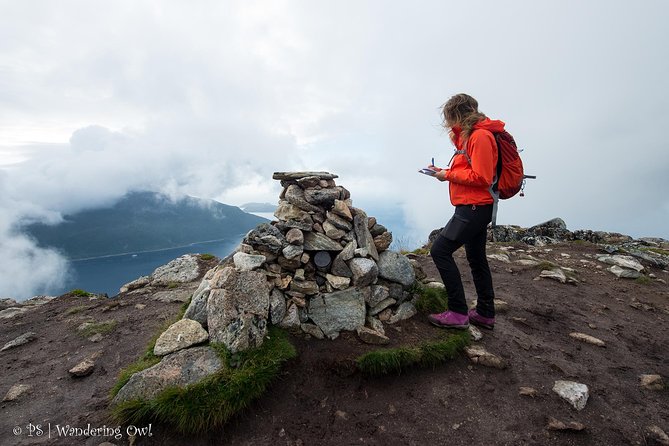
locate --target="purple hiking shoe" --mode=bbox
[468,309,495,330]
[428,311,469,329]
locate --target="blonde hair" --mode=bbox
[442,93,487,141]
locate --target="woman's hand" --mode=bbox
[434,168,448,182]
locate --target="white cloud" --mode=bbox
[1,0,668,298]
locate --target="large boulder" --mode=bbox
[153,319,209,356]
[151,254,200,285]
[308,288,366,339]
[113,347,223,403]
[207,267,270,353]
[377,251,416,287]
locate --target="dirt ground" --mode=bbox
[1,241,667,446]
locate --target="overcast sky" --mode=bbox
[1,0,668,298]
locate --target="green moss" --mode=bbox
[413,285,449,314]
[79,320,117,337]
[356,331,470,377]
[167,282,179,289]
[111,327,297,434]
[635,275,652,285]
[199,253,216,261]
[70,289,92,297]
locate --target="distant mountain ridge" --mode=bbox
[22,191,268,259]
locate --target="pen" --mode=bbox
[431,157,434,166]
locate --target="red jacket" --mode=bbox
[444,118,504,206]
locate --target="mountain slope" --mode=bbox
[22,191,267,259]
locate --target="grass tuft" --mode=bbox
[356,331,470,377]
[635,275,652,285]
[78,320,117,338]
[413,285,449,314]
[65,305,90,315]
[70,289,92,297]
[111,326,297,434]
[110,300,192,397]
[199,253,216,261]
[535,261,559,271]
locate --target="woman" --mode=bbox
[426,93,503,330]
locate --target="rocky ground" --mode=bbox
[1,238,668,446]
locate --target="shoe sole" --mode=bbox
[469,319,494,330]
[428,319,469,330]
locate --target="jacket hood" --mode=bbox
[473,118,505,133]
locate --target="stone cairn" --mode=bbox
[183,171,418,353]
[113,172,419,404]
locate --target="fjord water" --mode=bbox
[55,236,242,297]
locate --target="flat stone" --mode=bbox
[290,280,319,295]
[3,384,32,402]
[326,211,353,231]
[540,268,567,284]
[326,274,351,290]
[113,346,224,403]
[597,254,644,272]
[366,285,390,307]
[516,259,540,266]
[547,417,586,432]
[274,201,314,228]
[323,220,346,240]
[0,298,18,311]
[69,359,96,377]
[279,303,301,329]
[300,323,325,339]
[369,298,396,316]
[377,251,416,287]
[243,223,286,254]
[608,265,642,279]
[388,302,417,324]
[282,244,304,260]
[183,277,212,327]
[304,188,341,207]
[154,319,209,356]
[151,254,200,285]
[284,184,323,213]
[356,326,390,345]
[269,289,287,325]
[465,345,507,369]
[1,332,37,352]
[569,332,605,347]
[366,316,385,335]
[487,253,510,263]
[468,325,483,341]
[303,232,344,251]
[639,374,665,390]
[373,232,393,252]
[353,210,379,261]
[151,287,195,303]
[233,252,266,271]
[308,288,366,339]
[349,257,379,287]
[286,228,304,245]
[120,276,151,293]
[425,281,446,290]
[552,380,589,411]
[519,387,538,397]
[273,171,338,180]
[331,199,353,221]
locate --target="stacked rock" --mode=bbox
[182,171,417,353]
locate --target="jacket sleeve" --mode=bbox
[444,130,496,187]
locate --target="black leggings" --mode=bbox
[429,204,495,317]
